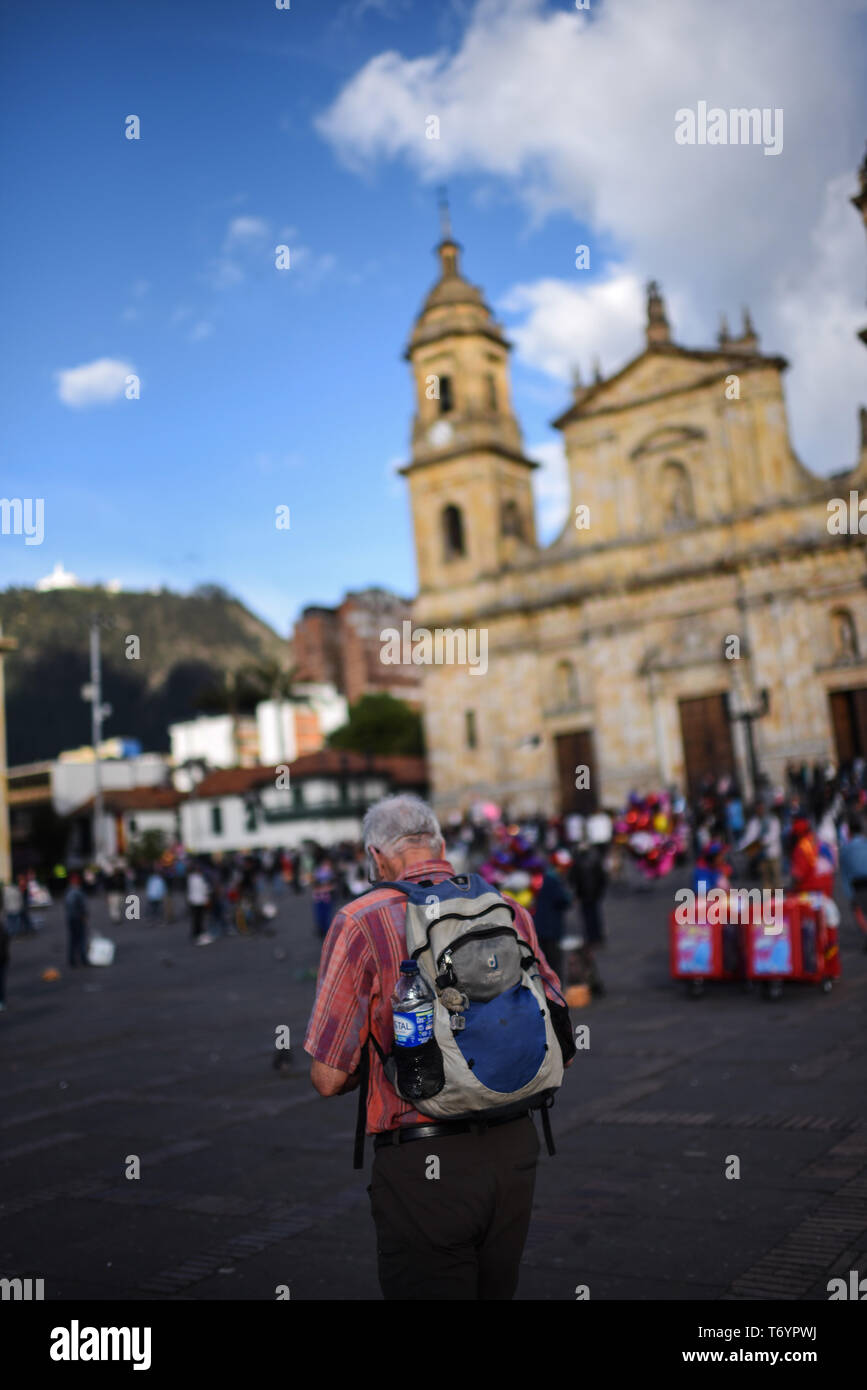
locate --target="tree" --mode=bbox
[128,828,166,868]
[327,693,424,756]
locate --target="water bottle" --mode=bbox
[391,961,444,1101]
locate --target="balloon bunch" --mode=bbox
[479,826,547,910]
[613,792,684,881]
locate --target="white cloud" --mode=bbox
[188,320,214,342]
[500,269,647,382]
[317,0,867,473]
[55,358,134,409]
[226,215,270,244]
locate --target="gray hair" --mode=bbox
[362,794,443,857]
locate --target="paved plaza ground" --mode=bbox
[2,875,866,1301]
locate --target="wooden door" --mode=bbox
[678,694,735,798]
[555,730,597,814]
[829,688,867,762]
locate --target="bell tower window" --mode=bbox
[486,373,497,412]
[501,499,523,539]
[442,504,466,560]
[438,375,454,414]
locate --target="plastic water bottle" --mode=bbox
[391,961,443,1101]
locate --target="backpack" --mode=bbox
[353,873,576,1168]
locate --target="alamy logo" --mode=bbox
[380,621,488,675]
[0,1276,44,1300]
[674,887,783,932]
[0,497,44,545]
[675,102,783,156]
[827,1270,867,1299]
[50,1320,152,1371]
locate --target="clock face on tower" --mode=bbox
[426,419,454,448]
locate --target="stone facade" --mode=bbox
[401,161,867,817]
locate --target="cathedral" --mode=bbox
[399,155,867,818]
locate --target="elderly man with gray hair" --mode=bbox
[304,793,569,1301]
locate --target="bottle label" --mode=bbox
[393,1005,434,1047]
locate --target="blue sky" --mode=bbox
[2,0,866,634]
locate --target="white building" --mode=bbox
[36,561,81,592]
[169,714,259,770]
[52,751,170,816]
[171,686,349,774]
[256,686,349,765]
[81,787,183,859]
[179,750,427,854]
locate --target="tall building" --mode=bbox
[402,166,867,817]
[292,587,420,705]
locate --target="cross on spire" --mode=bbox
[437,185,453,241]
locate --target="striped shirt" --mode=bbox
[303,857,563,1134]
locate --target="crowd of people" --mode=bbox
[3,757,867,1013]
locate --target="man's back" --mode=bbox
[305,856,562,1135]
[64,886,87,920]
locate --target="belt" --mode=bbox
[374,1111,530,1149]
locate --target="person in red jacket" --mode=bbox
[790,817,834,895]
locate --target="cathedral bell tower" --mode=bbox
[400,197,537,595]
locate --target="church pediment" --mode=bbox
[630,424,707,459]
[554,348,738,427]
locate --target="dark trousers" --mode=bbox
[368,1114,540,1300]
[67,918,88,967]
[190,904,206,939]
[537,937,561,979]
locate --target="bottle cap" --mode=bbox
[399,960,418,974]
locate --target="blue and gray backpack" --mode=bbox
[353,873,576,1167]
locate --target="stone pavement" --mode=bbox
[1,877,866,1301]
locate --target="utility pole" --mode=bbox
[82,619,112,863]
[0,622,18,884]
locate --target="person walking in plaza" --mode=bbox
[106,862,126,926]
[839,813,867,949]
[305,794,574,1301]
[569,836,608,996]
[0,909,9,1011]
[2,879,23,937]
[534,849,573,979]
[145,866,166,923]
[310,854,337,938]
[65,872,90,968]
[789,816,834,895]
[186,862,211,943]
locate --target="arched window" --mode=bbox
[486,373,498,412]
[660,460,695,529]
[501,498,524,540]
[831,608,858,662]
[465,710,477,749]
[555,659,578,706]
[438,375,454,414]
[442,504,466,560]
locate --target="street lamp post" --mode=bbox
[726,682,770,800]
[82,619,113,863]
[0,622,18,884]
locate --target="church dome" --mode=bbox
[406,237,509,355]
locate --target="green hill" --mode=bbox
[0,584,289,765]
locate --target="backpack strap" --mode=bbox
[537,1092,557,1157]
[352,1028,390,1170]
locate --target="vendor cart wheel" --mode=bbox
[687,979,704,1000]
[762,980,783,1001]
[821,979,833,994]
